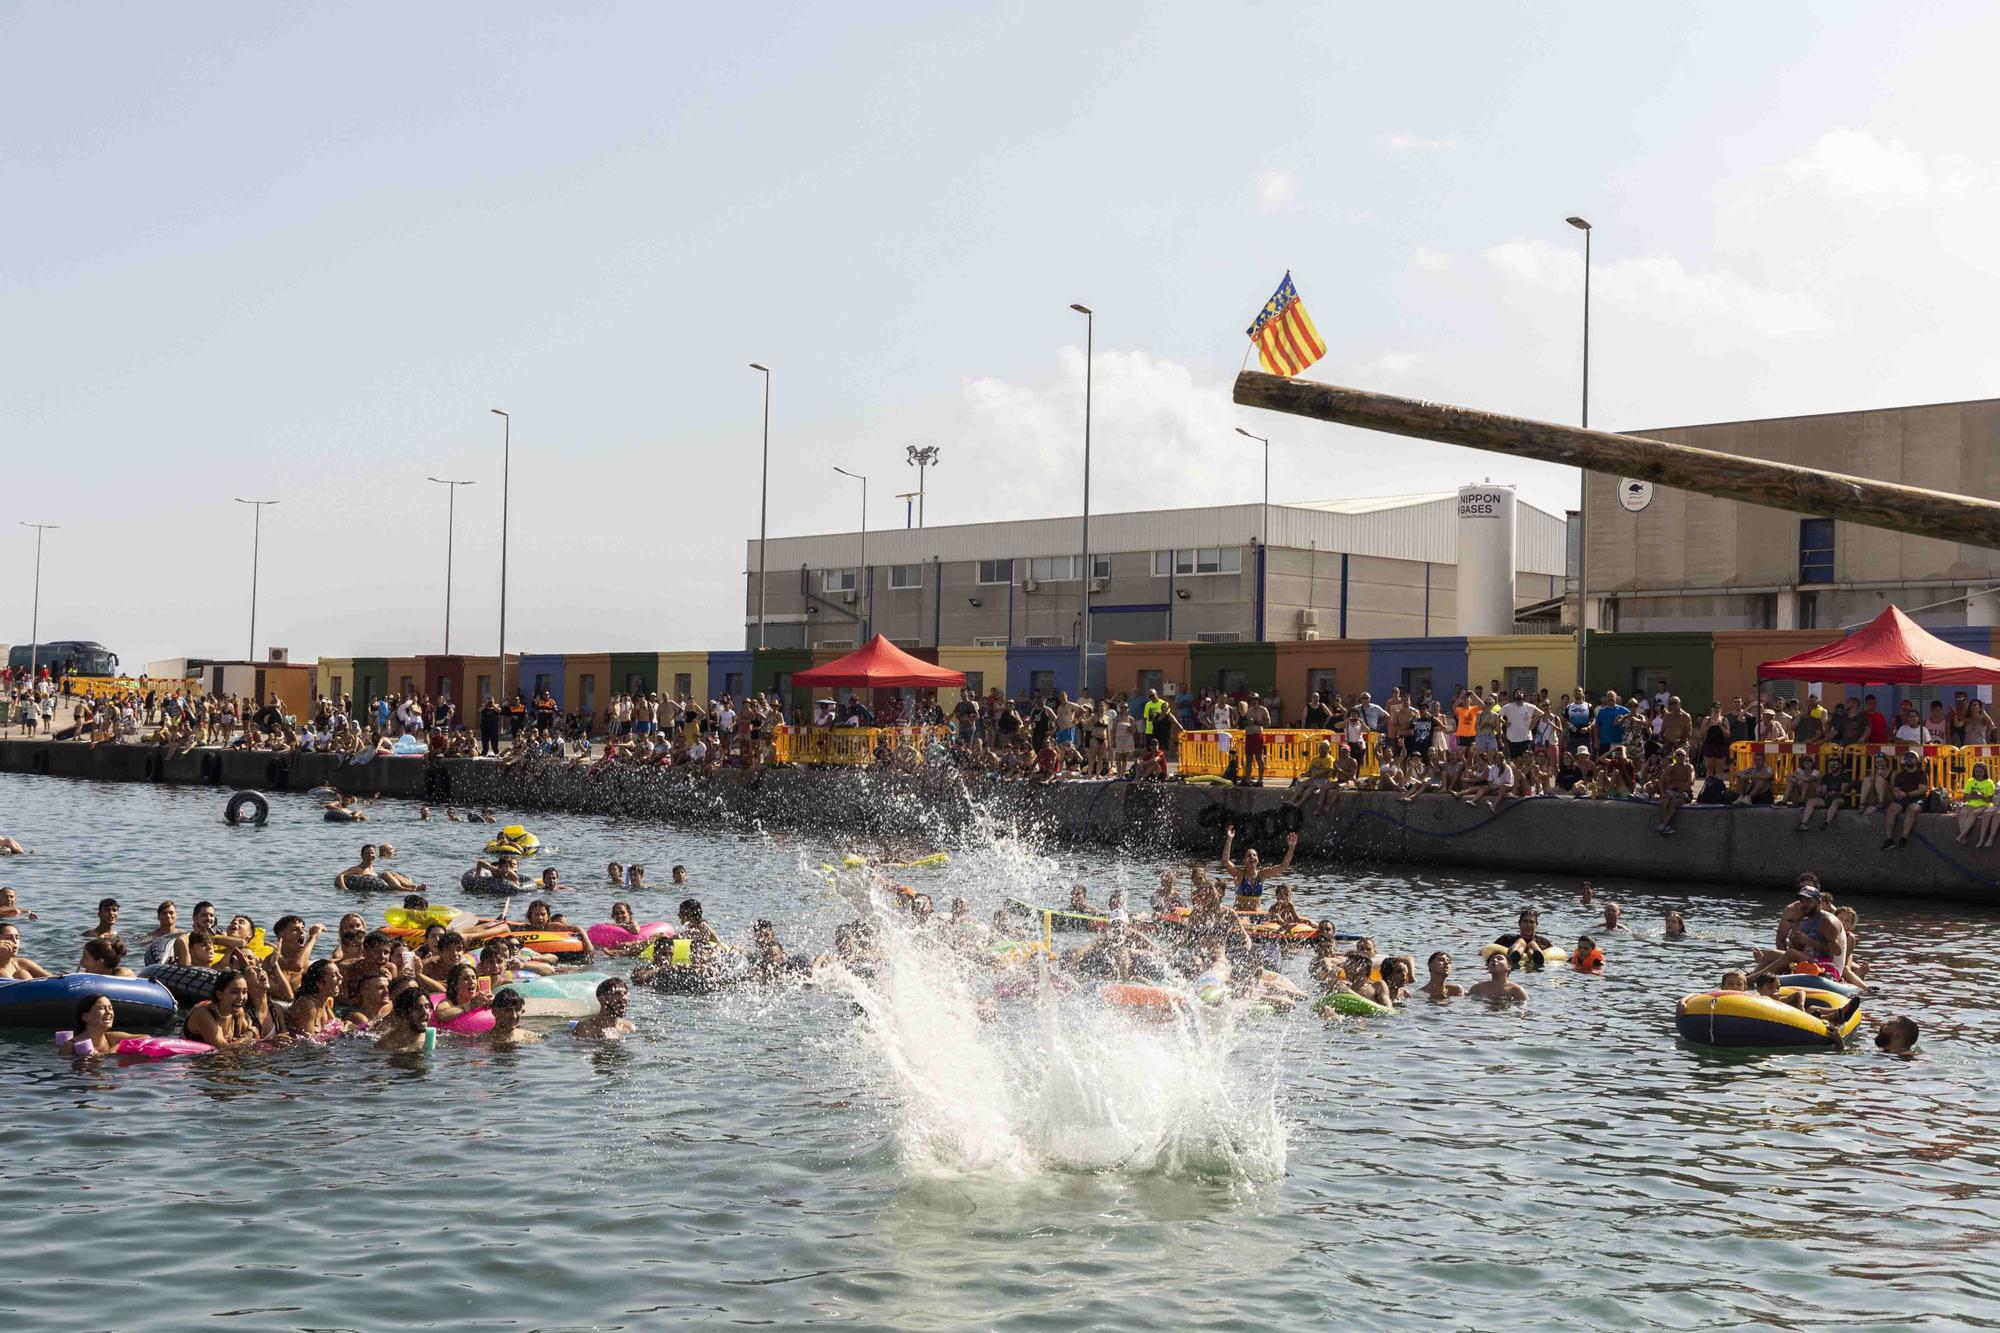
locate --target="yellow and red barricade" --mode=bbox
[772,725,950,767]
[1177,729,1379,780]
[1730,740,1960,794]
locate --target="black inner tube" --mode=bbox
[224,790,270,826]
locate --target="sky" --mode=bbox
[5,2,1998,668]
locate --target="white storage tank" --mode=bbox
[1456,483,1517,636]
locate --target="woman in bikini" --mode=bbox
[184,970,269,1049]
[61,995,145,1058]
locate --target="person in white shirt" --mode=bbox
[1498,689,1543,762]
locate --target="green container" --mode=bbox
[1188,641,1277,697]
[1585,631,1714,706]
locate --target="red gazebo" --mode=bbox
[1759,606,2000,685]
[792,635,968,690]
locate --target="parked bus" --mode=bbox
[8,640,119,680]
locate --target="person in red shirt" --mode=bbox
[1862,694,1890,745]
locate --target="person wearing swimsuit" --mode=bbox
[1219,827,1299,912]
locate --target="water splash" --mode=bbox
[817,841,1290,1183]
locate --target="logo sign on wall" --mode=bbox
[1618,479,1654,513]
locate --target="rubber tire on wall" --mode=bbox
[1196,803,1228,831]
[200,753,221,785]
[1279,804,1305,834]
[31,748,49,775]
[1254,809,1283,843]
[143,752,163,782]
[266,758,290,790]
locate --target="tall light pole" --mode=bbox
[490,408,510,705]
[1070,302,1093,696]
[234,499,278,661]
[1566,215,1592,690]
[833,465,869,640]
[904,444,939,527]
[750,364,771,651]
[18,522,56,683]
[427,476,476,653]
[1236,426,1271,643]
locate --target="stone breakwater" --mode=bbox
[2,739,1996,904]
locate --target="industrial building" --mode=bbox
[1585,396,2000,634]
[741,488,1569,657]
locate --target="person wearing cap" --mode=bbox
[1750,882,1849,982]
[1882,750,1930,849]
[1242,693,1272,785]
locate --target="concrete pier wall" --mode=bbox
[1,740,1994,903]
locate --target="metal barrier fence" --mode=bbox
[773,725,951,766]
[1729,741,1961,795]
[1179,729,1381,780]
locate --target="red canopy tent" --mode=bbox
[1758,605,2000,685]
[791,635,967,689]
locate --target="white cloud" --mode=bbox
[1780,128,1977,199]
[1254,167,1299,213]
[1483,238,1843,341]
[1412,245,1455,272]
[1381,132,1455,153]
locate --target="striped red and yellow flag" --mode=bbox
[1245,271,1326,377]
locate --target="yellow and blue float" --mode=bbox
[1675,985,1861,1048]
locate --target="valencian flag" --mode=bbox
[1245,271,1326,377]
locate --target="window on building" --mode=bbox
[1309,668,1338,700]
[626,673,647,694]
[533,673,552,696]
[723,672,745,696]
[973,636,1008,648]
[1024,634,1066,646]
[1799,593,1819,631]
[977,559,1012,585]
[1216,668,1248,695]
[1753,593,1778,630]
[1196,631,1242,643]
[580,674,597,715]
[1158,547,1245,576]
[1602,598,1620,632]
[1398,667,1431,700]
[673,672,691,698]
[1092,554,1111,580]
[331,676,344,700]
[1138,669,1165,696]
[1505,667,1538,696]
[475,675,490,701]
[773,672,792,698]
[962,671,984,696]
[822,568,857,593]
[1030,670,1057,696]
[890,564,922,590]
[399,676,415,697]
[1630,668,1670,701]
[815,639,853,650]
[1799,519,1835,585]
[437,676,452,700]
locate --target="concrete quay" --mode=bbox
[1,739,1994,904]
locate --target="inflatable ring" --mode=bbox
[484,828,539,857]
[224,790,270,826]
[1676,986,1861,1048]
[324,807,362,822]
[1316,991,1394,1018]
[1101,982,1187,1015]
[141,963,224,1006]
[340,873,394,894]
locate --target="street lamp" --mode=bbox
[490,408,510,706]
[1236,427,1271,642]
[904,444,939,527]
[18,522,56,683]
[1566,215,1593,688]
[1070,302,1093,696]
[234,499,278,661]
[833,466,869,639]
[426,477,476,653]
[750,364,771,651]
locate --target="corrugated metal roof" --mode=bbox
[752,492,1568,576]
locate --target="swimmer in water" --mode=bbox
[572,977,636,1039]
[77,937,135,977]
[61,995,143,1057]
[1578,881,1595,906]
[1664,910,1687,940]
[371,844,422,892]
[0,887,37,920]
[285,960,348,1036]
[83,897,120,939]
[671,865,688,887]
[0,922,52,979]
[329,914,369,966]
[1570,935,1604,973]
[335,844,387,892]
[1495,908,1550,970]
[1600,901,1626,931]
[1467,953,1529,1006]
[1377,956,1414,1005]
[1875,1015,1919,1054]
[538,866,569,895]
[142,900,187,966]
[1422,951,1463,1000]
[184,969,270,1048]
[374,983,433,1052]
[480,987,539,1045]
[271,915,324,990]
[607,861,624,885]
[1718,969,1748,991]
[626,865,646,890]
[432,964,493,1026]
[0,836,31,855]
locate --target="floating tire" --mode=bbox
[224,790,270,826]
